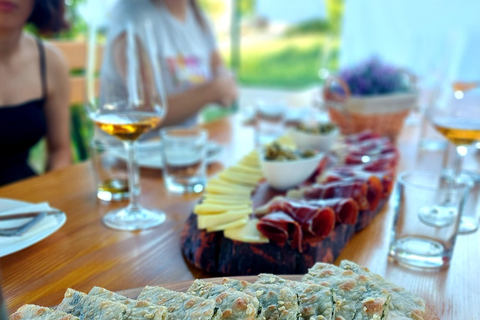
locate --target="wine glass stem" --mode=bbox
[124,140,141,211]
[453,145,468,177]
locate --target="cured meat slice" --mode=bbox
[344,131,381,143]
[256,197,358,226]
[257,212,303,250]
[288,181,370,211]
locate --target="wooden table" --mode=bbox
[1,115,479,319]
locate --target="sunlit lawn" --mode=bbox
[225,34,339,89]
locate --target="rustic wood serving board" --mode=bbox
[117,275,439,320]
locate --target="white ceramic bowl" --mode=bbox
[260,152,324,191]
[289,126,339,152]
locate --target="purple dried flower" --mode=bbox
[339,57,410,96]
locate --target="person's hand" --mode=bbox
[211,72,238,108]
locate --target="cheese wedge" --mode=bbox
[224,218,269,243]
[206,218,248,232]
[194,203,249,215]
[197,208,251,229]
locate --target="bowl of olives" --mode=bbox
[260,143,324,190]
[289,122,339,152]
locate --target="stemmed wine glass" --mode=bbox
[425,83,480,231]
[86,17,167,230]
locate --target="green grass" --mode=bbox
[227,34,339,89]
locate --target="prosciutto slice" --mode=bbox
[288,180,370,211]
[257,212,303,250]
[265,200,336,238]
[257,196,358,226]
[322,165,394,201]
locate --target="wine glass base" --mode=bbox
[103,206,166,231]
[458,217,479,234]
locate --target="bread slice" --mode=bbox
[9,305,78,320]
[57,288,128,320]
[186,280,262,320]
[220,278,299,320]
[137,286,221,320]
[257,274,335,320]
[339,260,425,320]
[88,286,167,320]
[303,263,391,320]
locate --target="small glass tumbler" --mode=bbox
[254,100,286,146]
[90,138,139,201]
[389,171,469,269]
[160,127,207,194]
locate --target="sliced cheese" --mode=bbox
[202,198,251,206]
[205,184,252,196]
[203,193,251,201]
[194,203,249,215]
[206,218,248,232]
[228,164,263,176]
[223,168,262,181]
[197,208,251,229]
[224,218,270,243]
[219,171,260,187]
[207,178,253,192]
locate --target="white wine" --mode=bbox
[433,118,480,145]
[93,112,162,141]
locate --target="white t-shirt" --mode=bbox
[101,0,217,126]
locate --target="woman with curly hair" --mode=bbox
[0,0,72,185]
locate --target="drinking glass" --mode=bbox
[427,84,480,229]
[254,100,286,146]
[86,18,167,230]
[389,171,468,269]
[160,127,207,194]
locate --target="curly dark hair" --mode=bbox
[27,0,69,34]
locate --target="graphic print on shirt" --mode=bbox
[167,54,209,90]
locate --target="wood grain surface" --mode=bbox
[0,115,479,320]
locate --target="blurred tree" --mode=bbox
[325,0,344,35]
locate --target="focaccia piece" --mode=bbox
[57,288,128,320]
[221,278,299,320]
[339,260,425,320]
[186,280,262,320]
[303,263,391,320]
[257,274,335,320]
[137,286,220,320]
[88,286,168,320]
[10,305,79,320]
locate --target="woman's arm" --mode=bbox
[43,42,72,171]
[162,73,236,127]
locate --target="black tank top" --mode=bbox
[0,39,48,186]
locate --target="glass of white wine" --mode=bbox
[86,17,167,230]
[427,82,480,232]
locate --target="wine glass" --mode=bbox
[86,17,167,230]
[426,82,480,231]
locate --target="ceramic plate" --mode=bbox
[0,199,67,257]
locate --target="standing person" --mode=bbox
[0,0,72,186]
[102,0,238,127]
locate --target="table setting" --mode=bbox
[1,17,480,320]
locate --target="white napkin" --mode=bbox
[0,202,58,245]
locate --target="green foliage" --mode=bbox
[238,0,256,16]
[325,0,344,35]
[233,35,339,89]
[283,19,330,37]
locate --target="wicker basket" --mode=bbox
[323,77,417,140]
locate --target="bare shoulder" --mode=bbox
[42,40,69,77]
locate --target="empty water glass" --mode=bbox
[160,127,207,194]
[389,170,469,269]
